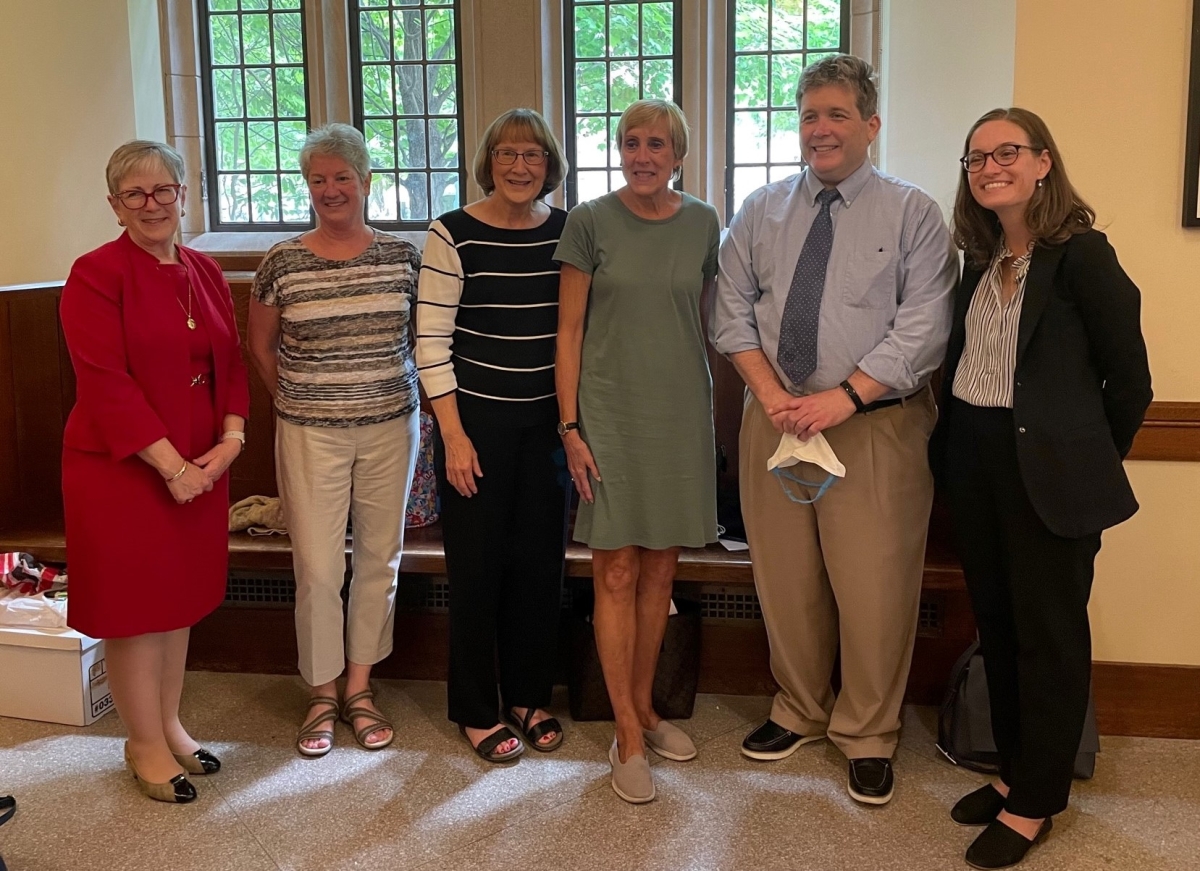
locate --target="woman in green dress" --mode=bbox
[554,99,721,804]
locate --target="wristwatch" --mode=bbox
[557,420,580,436]
[839,380,866,413]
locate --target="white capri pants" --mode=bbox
[276,412,420,686]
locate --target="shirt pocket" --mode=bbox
[842,242,898,309]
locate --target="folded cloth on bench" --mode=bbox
[228,496,287,536]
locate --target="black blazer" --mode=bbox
[931,229,1152,538]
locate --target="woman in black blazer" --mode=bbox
[933,107,1152,869]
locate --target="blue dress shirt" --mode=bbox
[712,160,959,400]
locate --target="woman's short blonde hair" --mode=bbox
[105,141,186,195]
[472,108,568,198]
[615,100,690,166]
[300,123,371,181]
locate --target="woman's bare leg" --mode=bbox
[592,546,643,762]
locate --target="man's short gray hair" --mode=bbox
[105,141,186,195]
[795,54,879,120]
[300,123,371,181]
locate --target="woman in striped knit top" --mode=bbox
[416,109,570,763]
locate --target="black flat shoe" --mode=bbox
[0,795,14,827]
[952,784,1007,826]
[741,719,824,760]
[847,757,894,805]
[965,818,1052,870]
[174,748,221,775]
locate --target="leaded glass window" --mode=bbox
[350,0,465,227]
[564,1,682,206]
[198,0,312,229]
[727,0,849,217]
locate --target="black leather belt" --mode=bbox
[861,391,919,414]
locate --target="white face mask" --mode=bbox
[767,432,846,504]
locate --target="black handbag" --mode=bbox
[567,595,702,721]
[936,639,1099,779]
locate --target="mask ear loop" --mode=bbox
[772,467,838,504]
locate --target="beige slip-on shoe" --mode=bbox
[642,720,698,761]
[609,740,655,804]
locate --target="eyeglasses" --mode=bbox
[960,145,1040,173]
[492,149,549,166]
[114,184,182,208]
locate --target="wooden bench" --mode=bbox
[0,277,969,702]
[0,523,755,581]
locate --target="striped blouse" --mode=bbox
[251,232,420,427]
[952,243,1033,409]
[415,207,566,419]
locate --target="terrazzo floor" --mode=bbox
[0,672,1196,871]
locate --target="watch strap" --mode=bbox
[839,380,866,413]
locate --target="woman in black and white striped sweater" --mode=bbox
[416,109,570,763]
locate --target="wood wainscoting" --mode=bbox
[4,279,1200,740]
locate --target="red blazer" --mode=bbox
[60,232,251,461]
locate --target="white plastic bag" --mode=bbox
[0,590,68,628]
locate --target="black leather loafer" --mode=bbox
[965,817,1052,869]
[847,757,894,805]
[952,783,1007,826]
[741,719,824,761]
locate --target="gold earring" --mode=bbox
[117,218,126,227]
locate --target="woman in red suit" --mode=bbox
[60,141,249,803]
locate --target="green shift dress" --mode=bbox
[554,191,721,550]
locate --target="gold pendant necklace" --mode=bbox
[175,271,196,330]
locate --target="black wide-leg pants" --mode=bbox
[945,398,1101,818]
[435,405,568,729]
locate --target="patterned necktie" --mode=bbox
[777,187,840,386]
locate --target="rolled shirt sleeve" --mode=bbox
[711,190,765,355]
[856,199,959,392]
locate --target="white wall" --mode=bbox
[879,0,1017,214]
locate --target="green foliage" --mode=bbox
[357,5,462,222]
[569,1,678,200]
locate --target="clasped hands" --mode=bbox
[166,439,242,505]
[766,386,857,440]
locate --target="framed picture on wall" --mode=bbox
[1186,0,1200,226]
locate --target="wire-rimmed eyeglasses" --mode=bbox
[114,184,182,209]
[492,149,549,166]
[960,144,1043,173]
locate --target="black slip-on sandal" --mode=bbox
[503,707,564,753]
[459,724,524,763]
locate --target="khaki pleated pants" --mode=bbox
[739,387,936,759]
[276,413,420,687]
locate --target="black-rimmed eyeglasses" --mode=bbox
[960,145,1041,173]
[114,184,182,209]
[492,149,549,166]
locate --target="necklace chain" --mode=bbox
[174,269,196,330]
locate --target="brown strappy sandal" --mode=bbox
[340,689,394,750]
[296,695,340,758]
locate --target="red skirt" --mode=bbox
[64,379,227,639]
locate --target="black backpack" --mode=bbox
[936,639,1099,780]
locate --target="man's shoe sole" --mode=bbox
[741,734,825,761]
[847,777,894,805]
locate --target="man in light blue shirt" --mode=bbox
[712,54,957,806]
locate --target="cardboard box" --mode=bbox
[0,625,114,725]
